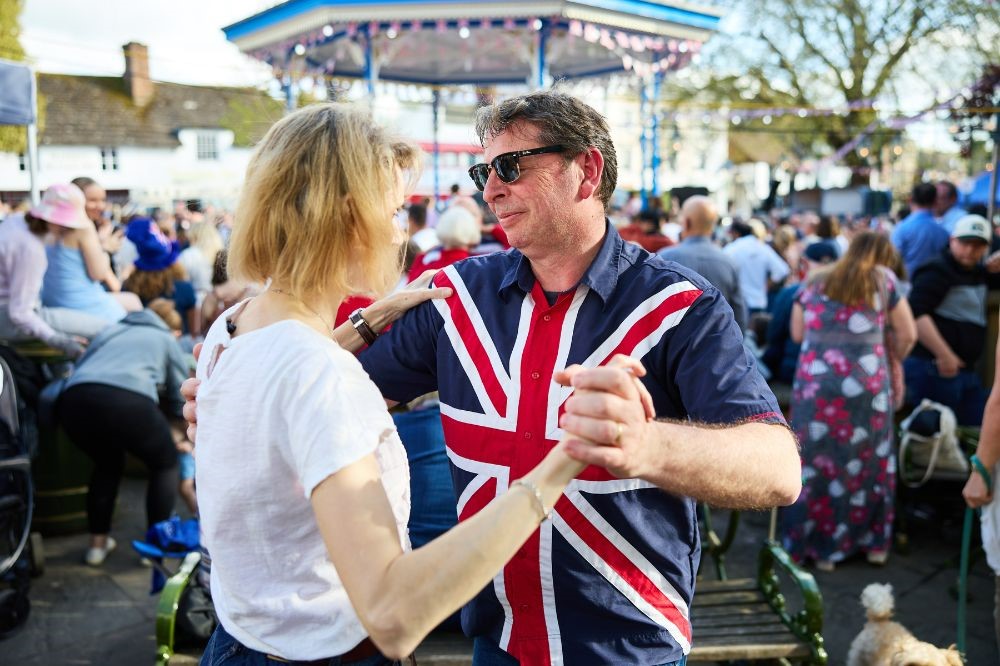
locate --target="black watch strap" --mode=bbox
[349,308,379,345]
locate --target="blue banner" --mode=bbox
[0,59,35,126]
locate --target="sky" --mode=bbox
[20,0,278,86]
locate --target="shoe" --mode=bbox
[867,550,889,566]
[814,559,835,573]
[84,537,117,566]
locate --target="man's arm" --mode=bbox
[914,314,964,377]
[556,364,800,509]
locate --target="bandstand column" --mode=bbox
[531,19,550,90]
[363,28,380,100]
[432,89,442,210]
[650,70,664,199]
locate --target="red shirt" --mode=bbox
[407,247,472,284]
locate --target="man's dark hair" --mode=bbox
[474,90,618,210]
[731,221,754,238]
[911,182,937,207]
[937,180,958,202]
[408,203,427,228]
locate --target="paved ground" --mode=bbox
[2,478,996,665]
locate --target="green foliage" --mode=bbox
[0,0,27,153]
[668,0,995,166]
[219,93,284,147]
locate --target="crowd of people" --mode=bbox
[0,87,997,664]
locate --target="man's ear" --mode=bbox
[577,147,604,202]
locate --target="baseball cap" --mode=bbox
[951,214,991,243]
[29,183,90,229]
[804,240,839,264]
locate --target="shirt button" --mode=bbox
[542,314,551,322]
[531,371,540,380]
[524,432,532,440]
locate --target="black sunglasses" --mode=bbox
[468,145,566,191]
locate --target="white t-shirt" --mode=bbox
[195,305,411,660]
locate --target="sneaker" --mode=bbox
[867,550,889,566]
[814,559,835,573]
[84,537,117,566]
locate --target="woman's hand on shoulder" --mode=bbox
[366,270,453,330]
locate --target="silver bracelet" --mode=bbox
[510,479,550,522]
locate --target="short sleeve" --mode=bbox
[658,286,784,425]
[359,297,443,403]
[284,352,398,498]
[880,267,901,310]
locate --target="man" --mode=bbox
[359,91,798,665]
[184,91,800,665]
[934,180,968,235]
[891,182,949,278]
[722,220,790,315]
[657,196,746,331]
[905,214,998,425]
[407,203,439,252]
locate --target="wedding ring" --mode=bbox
[613,422,625,446]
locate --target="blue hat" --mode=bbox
[127,217,180,271]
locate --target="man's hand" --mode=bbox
[553,355,656,478]
[985,250,1000,274]
[935,351,964,378]
[963,470,993,508]
[181,343,203,443]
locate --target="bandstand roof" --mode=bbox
[224,0,723,85]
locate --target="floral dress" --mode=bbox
[781,268,900,564]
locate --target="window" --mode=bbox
[196,132,219,161]
[17,153,26,172]
[100,147,118,171]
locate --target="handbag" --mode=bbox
[877,274,905,411]
[898,398,970,487]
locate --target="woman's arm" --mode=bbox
[888,297,917,359]
[311,445,582,659]
[790,302,804,344]
[964,316,1000,508]
[74,225,117,287]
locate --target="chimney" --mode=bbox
[123,42,154,107]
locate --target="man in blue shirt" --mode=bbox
[721,220,789,314]
[934,180,968,235]
[360,91,800,665]
[891,182,949,277]
[657,196,746,331]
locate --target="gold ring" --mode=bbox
[614,422,625,445]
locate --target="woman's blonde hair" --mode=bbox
[811,231,899,308]
[186,221,224,263]
[228,103,421,300]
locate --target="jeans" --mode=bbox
[200,625,400,666]
[471,637,687,665]
[904,356,987,426]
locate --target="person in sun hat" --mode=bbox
[123,217,197,334]
[906,213,1000,425]
[0,184,116,357]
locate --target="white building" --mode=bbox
[0,43,284,208]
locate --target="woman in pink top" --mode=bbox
[0,184,111,357]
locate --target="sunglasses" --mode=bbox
[468,145,566,191]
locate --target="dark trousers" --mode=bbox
[57,383,178,534]
[903,357,988,426]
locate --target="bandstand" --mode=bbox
[223,1,722,203]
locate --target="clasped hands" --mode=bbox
[554,354,657,479]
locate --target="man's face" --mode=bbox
[481,122,581,256]
[950,237,989,268]
[934,184,955,217]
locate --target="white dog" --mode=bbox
[846,583,963,666]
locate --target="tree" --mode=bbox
[668,0,997,176]
[0,0,28,154]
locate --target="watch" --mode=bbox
[349,308,379,346]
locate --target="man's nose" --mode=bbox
[482,169,507,205]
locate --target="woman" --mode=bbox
[178,221,224,308]
[0,184,111,356]
[405,204,481,283]
[57,298,189,565]
[194,103,636,664]
[70,176,125,287]
[41,183,141,322]
[123,217,197,332]
[782,232,917,571]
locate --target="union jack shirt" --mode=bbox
[361,223,783,665]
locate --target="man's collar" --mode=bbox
[497,220,626,305]
[682,235,711,244]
